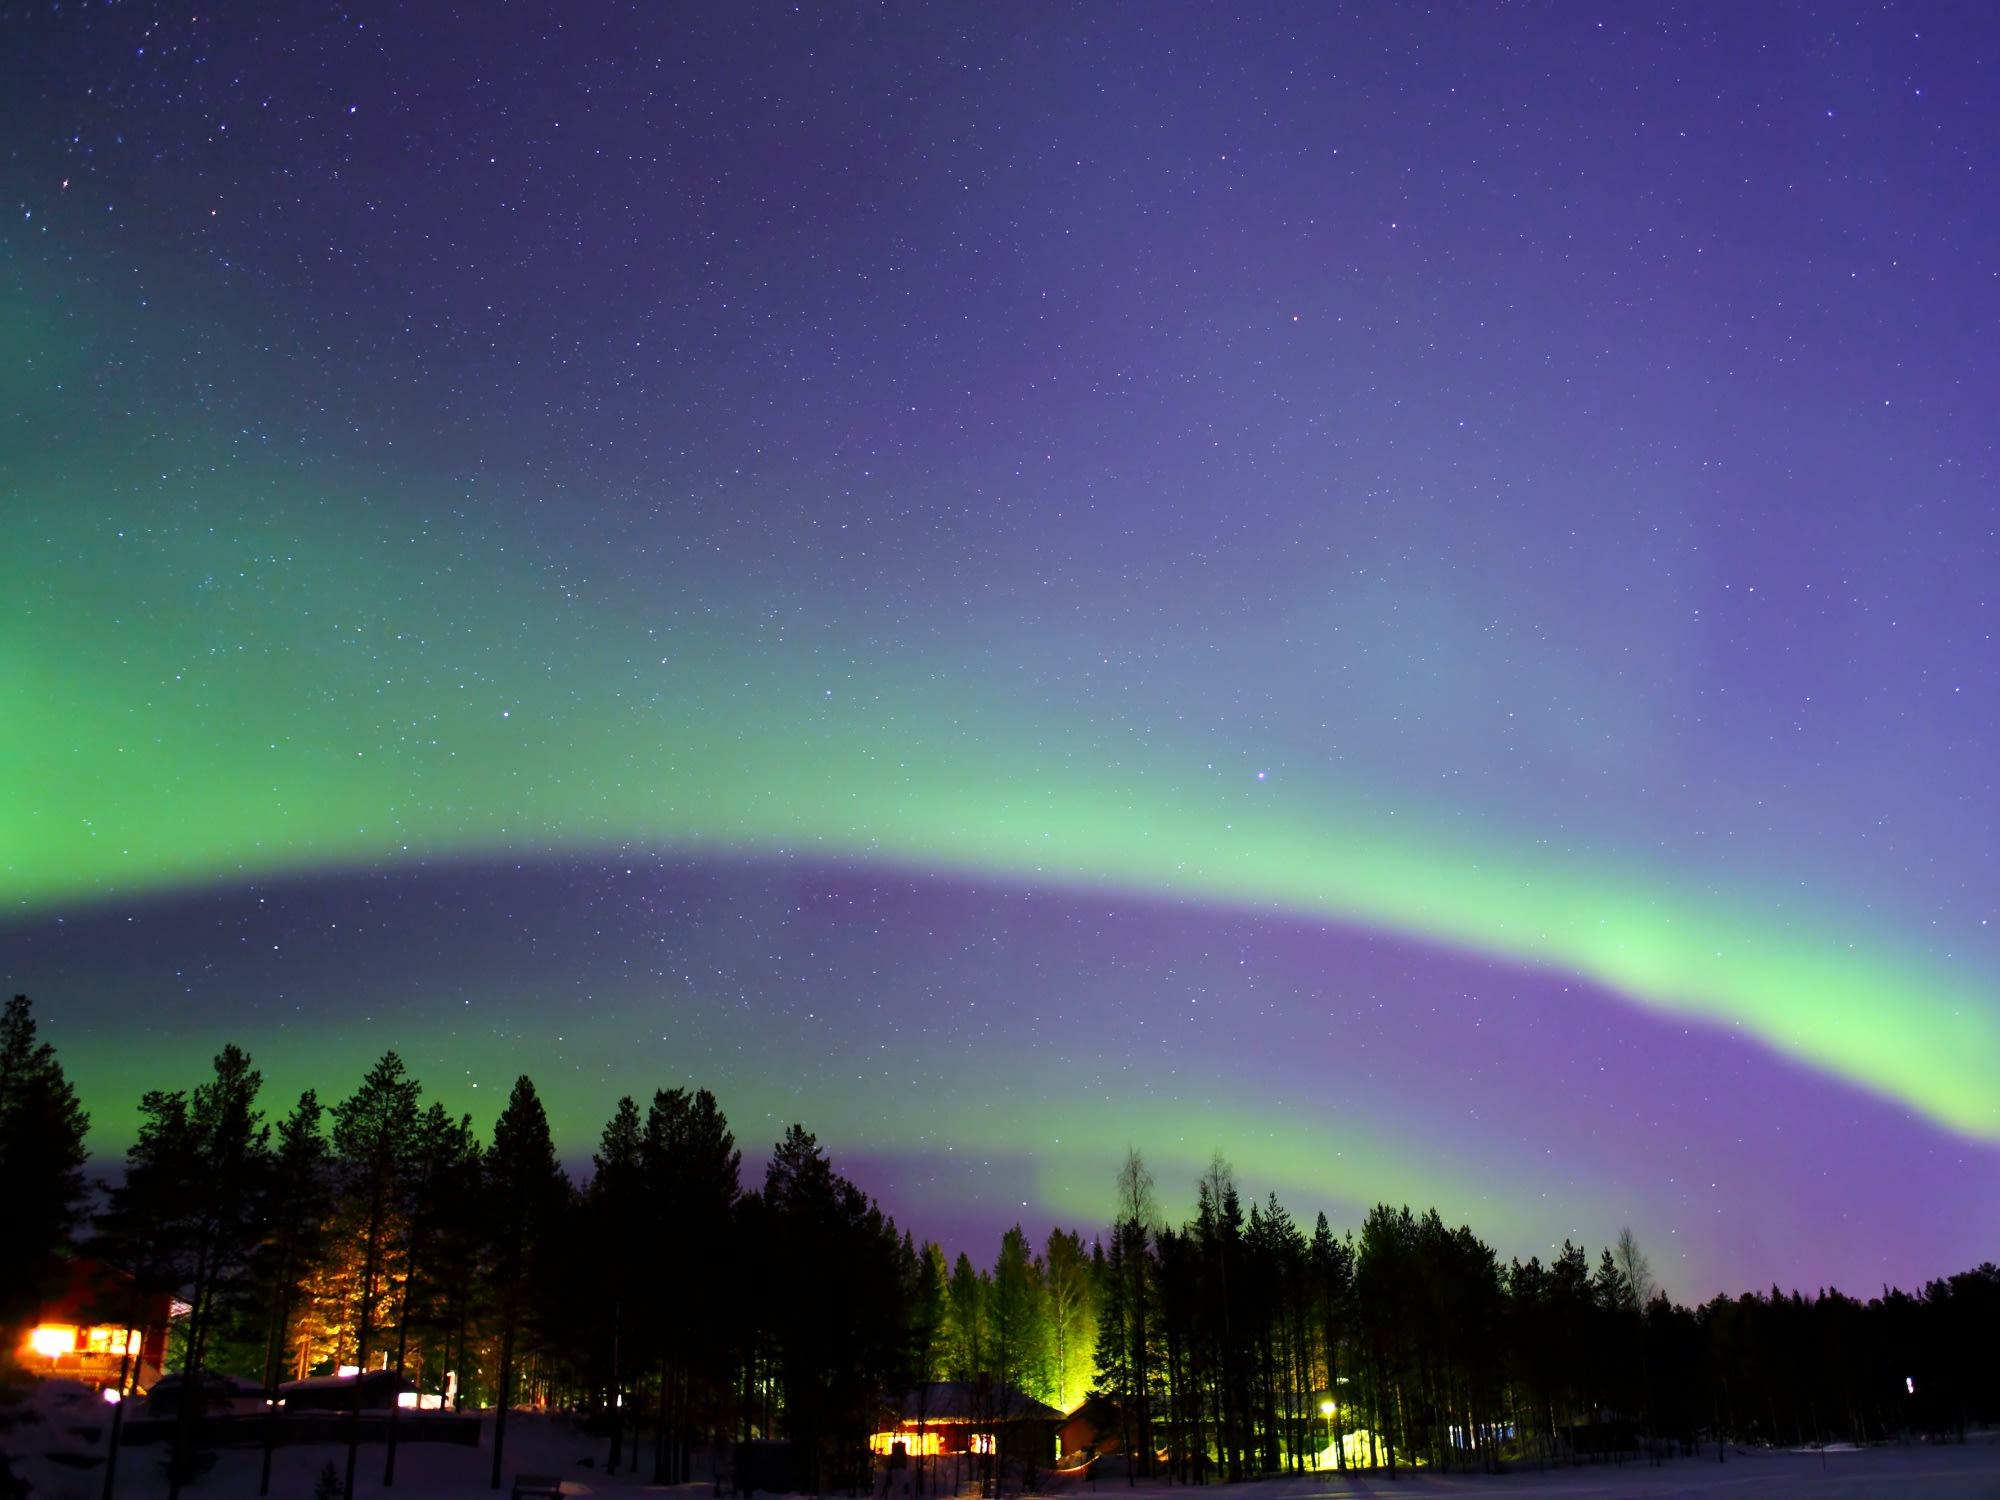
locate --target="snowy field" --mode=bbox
[8,1414,1998,1500]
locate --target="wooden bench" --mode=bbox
[510,1475,563,1500]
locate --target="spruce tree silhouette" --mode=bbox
[0,995,90,1331]
[486,1075,568,1491]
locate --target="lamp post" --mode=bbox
[1319,1401,1334,1473]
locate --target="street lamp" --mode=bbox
[1319,1400,1335,1470]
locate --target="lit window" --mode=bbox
[29,1326,77,1358]
[83,1327,139,1356]
[869,1432,942,1457]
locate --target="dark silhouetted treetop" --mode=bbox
[0,994,91,1329]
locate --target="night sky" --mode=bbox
[5,3,1997,1302]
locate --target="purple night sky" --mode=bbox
[4,3,1997,1302]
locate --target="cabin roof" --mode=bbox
[889,1381,1063,1425]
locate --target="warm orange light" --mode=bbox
[29,1325,77,1358]
[83,1327,138,1357]
[869,1432,944,1457]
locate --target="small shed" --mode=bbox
[1057,1393,1126,1460]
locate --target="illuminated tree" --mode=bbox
[910,1241,950,1385]
[0,994,90,1340]
[331,1052,421,1500]
[1041,1228,1098,1413]
[254,1090,332,1498]
[1243,1193,1312,1475]
[331,1054,423,1371]
[383,1102,481,1486]
[1308,1214,1355,1471]
[944,1252,987,1383]
[291,1234,375,1378]
[991,1224,1047,1402]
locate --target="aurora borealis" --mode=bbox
[5,3,1998,1300]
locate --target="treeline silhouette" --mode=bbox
[1092,1151,1997,1480]
[4,996,1996,1495]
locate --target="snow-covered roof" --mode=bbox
[889,1381,1063,1424]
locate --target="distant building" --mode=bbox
[870,1381,1062,1465]
[279,1370,420,1411]
[14,1260,172,1394]
[1056,1392,1125,1460]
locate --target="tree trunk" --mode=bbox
[259,1276,298,1497]
[99,1294,144,1500]
[489,1320,517,1491]
[345,1201,384,1500]
[654,1353,673,1484]
[383,1258,420,1487]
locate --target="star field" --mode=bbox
[4,3,1998,1299]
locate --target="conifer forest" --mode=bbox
[4,995,1996,1491]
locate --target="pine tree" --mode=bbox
[992,1224,1047,1401]
[100,1045,271,1500]
[1042,1229,1098,1413]
[384,1102,481,1486]
[639,1087,741,1483]
[256,1090,332,1497]
[946,1252,987,1383]
[906,1239,950,1492]
[586,1096,645,1474]
[911,1242,950,1384]
[1550,1239,1595,1443]
[1093,1211,1156,1482]
[486,1075,570,1492]
[331,1053,422,1500]
[1354,1205,1418,1476]
[759,1124,913,1494]
[0,994,90,1335]
[1308,1214,1354,1471]
[331,1053,423,1372]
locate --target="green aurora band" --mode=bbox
[6,461,1998,1145]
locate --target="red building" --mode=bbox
[870,1381,1063,1464]
[14,1260,173,1394]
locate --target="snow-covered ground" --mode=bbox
[1273,1437,2000,1499]
[7,1398,1998,1500]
